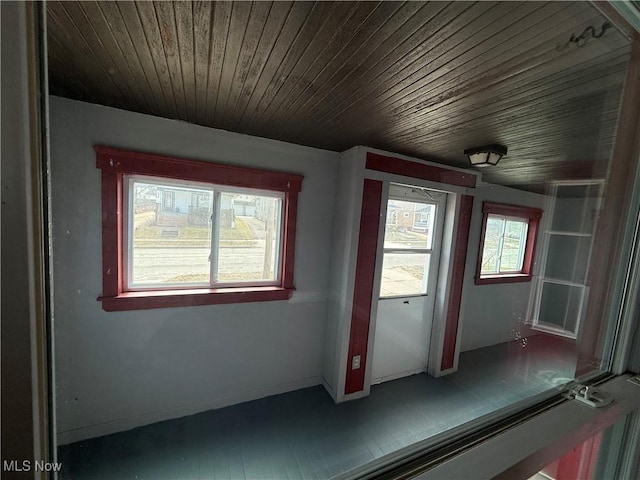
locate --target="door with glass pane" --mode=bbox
[531,182,603,339]
[371,184,446,384]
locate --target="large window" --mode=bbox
[127,177,283,289]
[476,202,543,285]
[96,147,303,311]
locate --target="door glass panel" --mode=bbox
[380,253,430,297]
[384,200,435,249]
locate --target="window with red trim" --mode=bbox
[95,146,302,311]
[475,202,542,285]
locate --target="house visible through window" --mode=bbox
[380,197,438,297]
[127,177,283,289]
[475,202,543,285]
[96,146,303,311]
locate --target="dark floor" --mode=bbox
[58,335,576,480]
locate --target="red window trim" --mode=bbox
[366,152,477,188]
[475,202,543,286]
[95,146,303,311]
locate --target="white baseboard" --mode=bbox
[57,376,322,445]
[321,376,337,403]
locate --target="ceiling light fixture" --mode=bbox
[464,144,507,167]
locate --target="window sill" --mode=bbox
[98,286,295,311]
[474,274,532,285]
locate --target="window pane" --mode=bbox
[501,219,528,272]
[130,180,213,286]
[380,253,430,297]
[384,199,435,249]
[481,216,503,274]
[216,193,282,283]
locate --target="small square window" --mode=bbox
[475,202,542,285]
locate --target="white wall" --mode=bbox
[322,147,366,400]
[459,184,547,352]
[50,97,339,443]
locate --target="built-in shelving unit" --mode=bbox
[529,181,604,339]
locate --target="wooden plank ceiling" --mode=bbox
[47,1,631,191]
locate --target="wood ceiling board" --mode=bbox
[46,0,633,190]
[356,2,582,133]
[215,1,271,129]
[338,9,626,143]
[134,1,180,118]
[154,1,190,121]
[58,1,145,113]
[250,1,358,127]
[78,1,154,115]
[48,3,134,112]
[202,1,233,126]
[402,50,629,141]
[285,1,474,136]
[260,1,383,126]
[276,1,443,131]
[192,1,213,124]
[225,2,293,129]
[232,1,315,130]
[412,68,626,148]
[304,1,523,131]
[95,1,167,117]
[110,1,173,118]
[271,1,409,125]
[374,71,625,159]
[46,35,94,103]
[285,1,541,135]
[174,1,197,123]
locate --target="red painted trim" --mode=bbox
[96,146,302,311]
[481,202,542,220]
[441,195,473,371]
[95,146,303,193]
[474,202,543,286]
[101,170,122,299]
[366,152,476,188]
[99,287,294,312]
[345,179,383,395]
[282,192,297,289]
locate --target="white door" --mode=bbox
[371,184,446,384]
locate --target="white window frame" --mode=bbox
[379,191,443,299]
[124,174,285,292]
[481,213,529,275]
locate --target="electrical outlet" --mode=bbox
[352,355,361,370]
